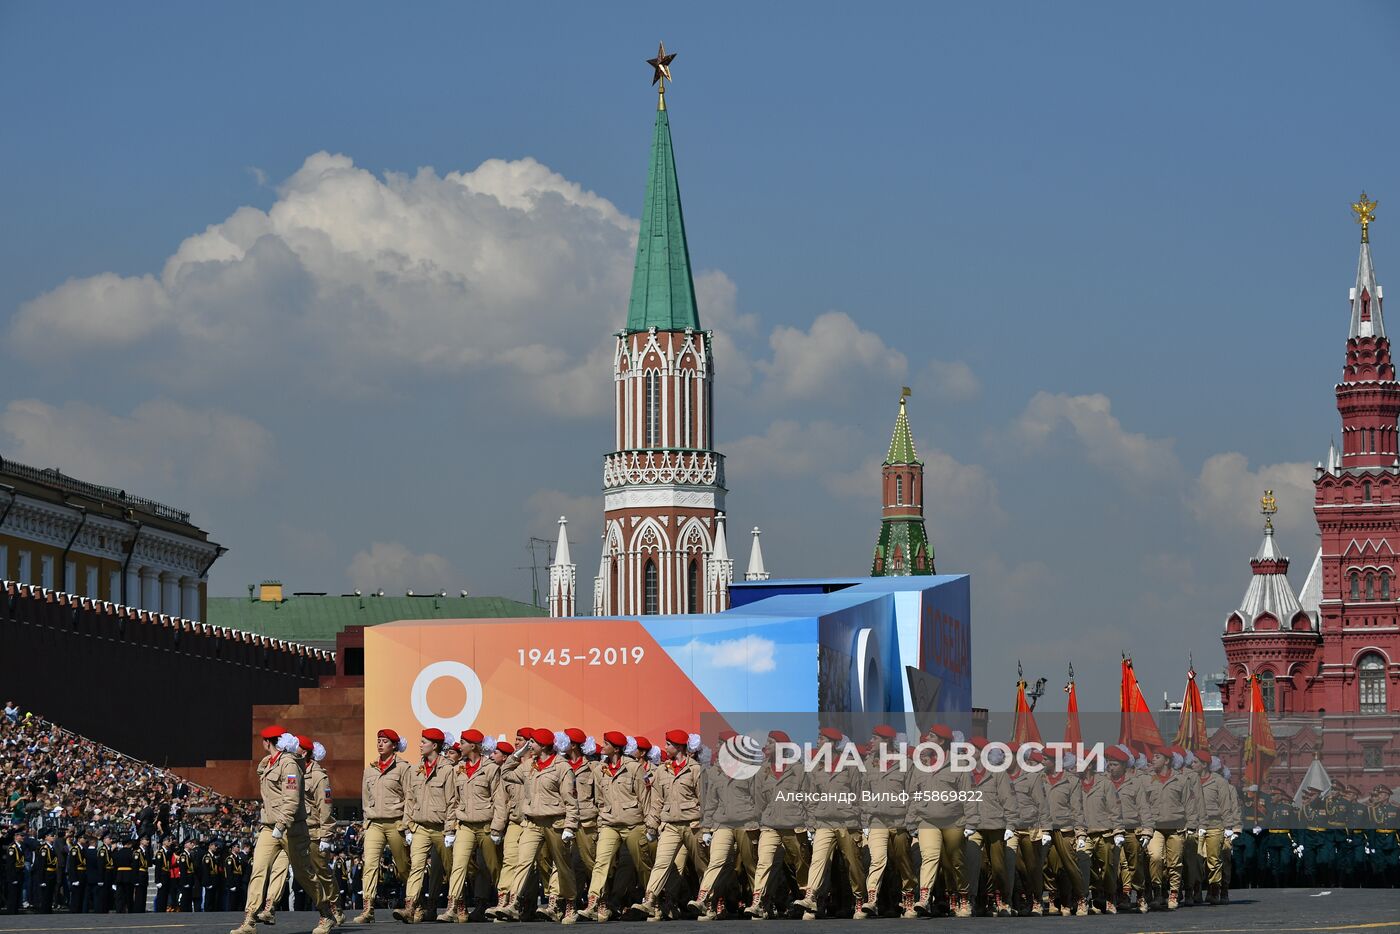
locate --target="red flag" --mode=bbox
[1118,657,1165,754]
[1013,680,1043,746]
[1174,667,1208,753]
[1064,678,1082,749]
[1243,675,1276,788]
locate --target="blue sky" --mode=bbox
[2,2,1399,707]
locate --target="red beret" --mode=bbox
[927,724,953,740]
[603,731,627,748]
[296,735,312,752]
[259,725,286,741]
[1169,745,1188,758]
[376,728,401,744]
[496,741,514,755]
[516,727,532,739]
[718,729,737,742]
[422,728,445,743]
[1194,748,1211,762]
[872,725,897,740]
[635,736,653,751]
[461,729,485,744]
[1023,746,1045,762]
[533,728,558,746]
[664,729,690,747]
[969,735,989,749]
[819,727,844,741]
[768,729,791,744]
[564,728,586,745]
[1105,746,1130,763]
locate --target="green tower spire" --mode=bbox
[624,102,700,333]
[872,392,935,577]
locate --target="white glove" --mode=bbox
[489,833,502,845]
[861,828,870,841]
[1224,830,1236,843]
[1294,845,1304,856]
[963,827,976,839]
[319,840,331,853]
[1138,834,1151,848]
[1252,826,1263,835]
[404,831,413,846]
[1113,834,1125,847]
[271,827,283,841]
[702,832,712,846]
[444,834,455,848]
[1196,828,1205,841]
[1075,835,1088,852]
[1040,832,1052,845]
[562,829,575,843]
[645,830,656,843]
[1365,846,1373,855]
[910,836,920,850]
[1003,828,1015,842]
[806,830,814,843]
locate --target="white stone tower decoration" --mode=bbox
[745,527,770,581]
[548,516,575,618]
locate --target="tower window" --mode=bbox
[1359,653,1387,714]
[1258,671,1276,714]
[681,378,691,448]
[895,475,904,506]
[646,372,659,447]
[1351,572,1361,601]
[1366,573,1375,601]
[1384,571,1392,600]
[644,559,658,615]
[687,558,699,614]
[1364,480,1373,502]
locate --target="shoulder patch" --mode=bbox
[286,775,298,788]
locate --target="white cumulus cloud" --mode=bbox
[758,311,908,403]
[1012,391,1179,483]
[345,542,459,595]
[684,634,777,674]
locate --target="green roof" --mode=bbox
[885,397,922,466]
[624,105,700,333]
[207,594,543,645]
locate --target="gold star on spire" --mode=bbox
[647,41,676,110]
[1353,191,1378,244]
[1260,488,1278,530]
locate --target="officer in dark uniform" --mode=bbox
[225,840,249,911]
[113,839,136,912]
[94,833,114,912]
[35,831,59,913]
[154,837,173,911]
[1365,785,1398,885]
[178,840,197,912]
[201,840,222,911]
[134,837,151,912]
[67,833,88,912]
[3,828,26,914]
[82,833,102,911]
[1262,788,1297,887]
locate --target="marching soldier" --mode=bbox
[794,728,863,921]
[154,837,173,912]
[563,729,600,891]
[962,737,1019,918]
[1081,749,1126,915]
[497,728,579,923]
[746,730,807,919]
[356,727,411,923]
[67,832,88,913]
[226,840,249,914]
[1008,742,1050,916]
[200,839,223,911]
[1107,747,1147,913]
[584,732,648,921]
[440,728,505,922]
[488,735,529,919]
[634,730,703,920]
[36,830,59,913]
[1200,756,1239,904]
[296,736,339,922]
[692,730,758,921]
[229,724,336,934]
[1365,785,1398,884]
[1041,751,1085,916]
[394,727,459,924]
[113,838,136,913]
[909,724,971,917]
[3,828,24,915]
[134,836,151,913]
[1144,745,1200,910]
[94,832,113,912]
[858,725,915,919]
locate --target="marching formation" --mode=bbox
[220,720,1391,933]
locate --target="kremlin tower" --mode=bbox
[1218,194,1398,790]
[871,391,935,576]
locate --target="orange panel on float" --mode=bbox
[364,617,719,762]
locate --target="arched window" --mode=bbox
[1258,671,1276,714]
[1359,653,1387,714]
[895,475,904,506]
[1383,571,1392,601]
[1351,572,1361,600]
[643,559,659,615]
[687,558,699,614]
[1366,574,1375,601]
[646,372,659,447]
[1364,480,1373,503]
[681,377,691,448]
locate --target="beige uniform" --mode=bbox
[803,756,864,906]
[360,755,411,912]
[695,765,758,909]
[242,750,327,920]
[1199,771,1236,887]
[403,755,459,909]
[1143,768,1196,899]
[511,753,579,906]
[444,757,505,908]
[588,757,649,903]
[643,755,703,903]
[751,765,809,910]
[1081,773,1124,903]
[568,757,600,881]
[497,756,529,905]
[862,753,916,903]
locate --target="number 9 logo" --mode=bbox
[410,661,483,739]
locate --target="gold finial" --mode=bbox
[1353,191,1378,244]
[646,41,676,111]
[1260,488,1278,530]
[900,386,912,404]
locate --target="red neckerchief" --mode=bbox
[971,768,986,785]
[423,756,437,780]
[1155,769,1171,784]
[464,758,482,779]
[1112,774,1129,790]
[1081,774,1095,792]
[568,755,585,772]
[1047,771,1064,785]
[770,763,783,777]
[269,752,281,767]
[535,754,556,771]
[605,758,622,778]
[1199,772,1210,785]
[377,755,395,775]
[671,756,688,776]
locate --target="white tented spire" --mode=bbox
[707,512,734,612]
[1328,438,1340,474]
[548,516,576,618]
[1292,755,1333,809]
[745,527,770,581]
[1349,239,1384,339]
[712,512,729,562]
